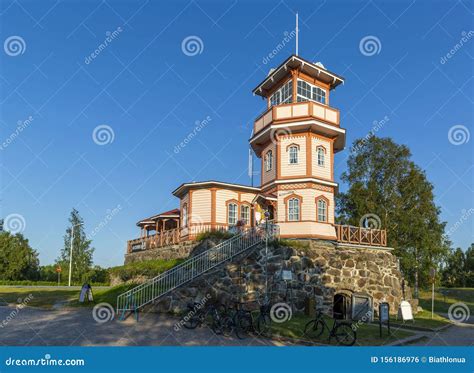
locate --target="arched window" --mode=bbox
[317,146,325,167]
[240,205,250,225]
[288,198,300,221]
[265,150,273,172]
[288,145,299,164]
[228,203,238,226]
[317,198,327,222]
[181,203,188,227]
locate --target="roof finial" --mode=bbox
[295,12,299,56]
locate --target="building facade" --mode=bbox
[127,55,386,254]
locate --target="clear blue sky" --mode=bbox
[1,0,472,267]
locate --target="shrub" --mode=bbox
[108,259,184,282]
[196,230,234,242]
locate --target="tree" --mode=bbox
[0,232,39,280]
[465,244,474,287]
[57,209,94,284]
[441,248,466,287]
[337,137,449,290]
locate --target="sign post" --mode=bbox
[55,266,62,286]
[430,267,436,320]
[379,302,390,337]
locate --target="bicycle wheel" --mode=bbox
[221,316,234,337]
[256,314,271,336]
[304,319,325,339]
[183,315,200,329]
[334,323,356,346]
[235,314,253,340]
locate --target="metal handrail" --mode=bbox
[116,224,278,314]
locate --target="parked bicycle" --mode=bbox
[304,309,357,346]
[183,302,233,336]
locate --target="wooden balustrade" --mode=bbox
[126,224,233,253]
[335,224,387,247]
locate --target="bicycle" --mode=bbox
[229,301,254,339]
[304,309,357,346]
[183,302,232,336]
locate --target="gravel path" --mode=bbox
[0,306,276,346]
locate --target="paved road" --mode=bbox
[0,306,276,346]
[410,317,474,346]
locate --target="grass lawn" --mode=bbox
[390,310,450,330]
[418,287,474,315]
[270,314,415,346]
[0,286,91,308]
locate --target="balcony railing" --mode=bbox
[253,101,340,135]
[335,224,387,247]
[127,228,181,253]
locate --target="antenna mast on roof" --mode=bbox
[295,12,299,55]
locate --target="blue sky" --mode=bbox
[1,0,472,267]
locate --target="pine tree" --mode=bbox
[57,209,94,284]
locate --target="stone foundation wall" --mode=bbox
[124,241,207,264]
[153,239,412,316]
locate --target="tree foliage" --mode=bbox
[336,137,449,288]
[0,232,39,280]
[57,209,94,283]
[442,244,474,287]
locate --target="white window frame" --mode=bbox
[228,203,238,226]
[317,147,325,167]
[270,81,293,107]
[181,204,188,227]
[265,150,273,172]
[288,145,299,164]
[296,79,327,105]
[317,199,327,222]
[288,198,300,221]
[240,205,250,225]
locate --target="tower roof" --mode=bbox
[253,55,344,97]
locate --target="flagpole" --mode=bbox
[296,12,299,56]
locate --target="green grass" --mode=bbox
[270,314,414,346]
[0,286,87,308]
[390,310,450,330]
[109,258,184,282]
[418,287,474,314]
[69,284,137,308]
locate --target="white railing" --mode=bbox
[116,224,279,314]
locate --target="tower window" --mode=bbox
[317,198,328,222]
[270,81,292,106]
[288,145,299,164]
[240,205,250,225]
[265,150,273,172]
[228,203,238,226]
[317,146,325,166]
[181,203,188,227]
[288,198,300,221]
[297,79,326,105]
